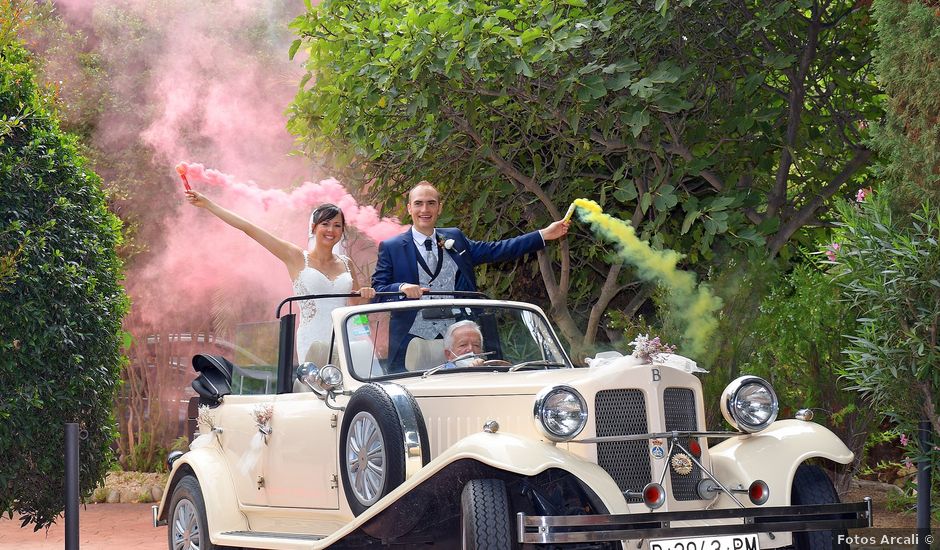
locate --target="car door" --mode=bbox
[262,391,340,509]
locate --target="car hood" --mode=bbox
[393,354,693,397]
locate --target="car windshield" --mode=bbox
[343,303,571,380]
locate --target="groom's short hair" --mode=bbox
[408,181,441,202]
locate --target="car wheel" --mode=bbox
[461,479,514,550]
[167,474,219,550]
[340,384,413,515]
[791,464,849,550]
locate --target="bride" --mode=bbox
[185,191,375,364]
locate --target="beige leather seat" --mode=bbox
[405,338,446,371]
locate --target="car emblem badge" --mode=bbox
[671,453,694,475]
[650,438,666,459]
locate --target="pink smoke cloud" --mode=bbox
[38,1,403,332]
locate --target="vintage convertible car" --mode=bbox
[154,292,871,549]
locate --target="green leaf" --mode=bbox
[607,72,633,91]
[520,28,543,44]
[652,93,693,114]
[706,196,735,211]
[681,210,701,234]
[627,110,650,137]
[577,75,607,101]
[513,58,534,77]
[494,9,517,21]
[613,181,638,202]
[288,39,302,60]
[654,190,678,211]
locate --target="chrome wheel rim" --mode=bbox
[346,411,386,506]
[171,497,201,550]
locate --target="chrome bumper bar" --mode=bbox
[517,499,872,544]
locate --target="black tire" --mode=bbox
[167,474,219,550]
[791,464,849,550]
[461,479,514,550]
[340,384,410,516]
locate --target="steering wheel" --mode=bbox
[481,359,511,366]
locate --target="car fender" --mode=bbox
[156,442,248,535]
[708,419,853,506]
[429,430,630,512]
[315,431,631,547]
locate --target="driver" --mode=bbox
[442,320,486,368]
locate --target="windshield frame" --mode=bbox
[337,299,573,382]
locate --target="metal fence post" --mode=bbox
[917,418,931,550]
[65,423,79,550]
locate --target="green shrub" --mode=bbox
[832,188,939,459]
[0,40,127,528]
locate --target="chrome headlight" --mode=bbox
[720,376,778,433]
[534,386,588,441]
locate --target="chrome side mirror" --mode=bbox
[316,365,344,392]
[296,362,325,396]
[295,362,344,396]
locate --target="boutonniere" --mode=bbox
[439,237,464,255]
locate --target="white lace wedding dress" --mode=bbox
[292,251,352,365]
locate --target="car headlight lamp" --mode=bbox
[534,386,588,441]
[720,376,779,433]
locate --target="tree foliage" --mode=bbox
[0,39,127,528]
[745,263,875,488]
[289,0,881,354]
[870,0,940,209]
[833,190,940,444]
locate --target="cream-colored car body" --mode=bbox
[156,299,855,549]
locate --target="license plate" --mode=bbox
[649,534,759,550]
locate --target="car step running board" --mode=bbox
[517,499,872,544]
[215,530,326,550]
[221,531,324,540]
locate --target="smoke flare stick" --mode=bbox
[175,163,192,191]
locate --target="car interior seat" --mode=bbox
[405,338,446,371]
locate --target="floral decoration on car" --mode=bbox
[197,404,221,434]
[252,403,274,443]
[629,334,677,363]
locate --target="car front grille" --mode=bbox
[594,387,704,503]
[663,388,703,500]
[594,389,651,502]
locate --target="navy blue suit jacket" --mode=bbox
[372,227,545,295]
[372,227,544,371]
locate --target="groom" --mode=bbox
[372,181,569,371]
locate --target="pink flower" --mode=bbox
[825,242,841,262]
[904,458,914,469]
[900,433,909,446]
[856,187,872,202]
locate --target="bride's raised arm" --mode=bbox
[186,190,304,277]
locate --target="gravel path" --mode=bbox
[0,503,165,550]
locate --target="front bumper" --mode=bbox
[517,499,871,544]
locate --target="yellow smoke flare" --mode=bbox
[569,199,722,357]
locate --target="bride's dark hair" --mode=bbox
[309,203,345,230]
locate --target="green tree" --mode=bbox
[289,0,881,354]
[870,0,940,211]
[0,38,127,528]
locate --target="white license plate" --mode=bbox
[649,534,759,550]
